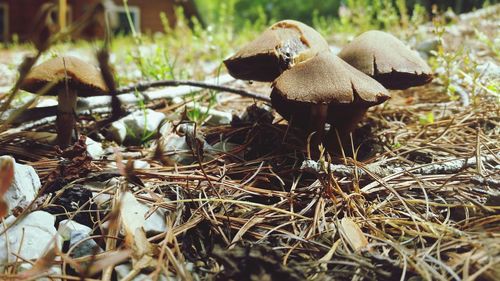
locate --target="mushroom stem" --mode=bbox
[325,106,368,155]
[309,103,328,146]
[56,87,78,148]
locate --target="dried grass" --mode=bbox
[0,5,499,281]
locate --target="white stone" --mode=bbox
[108,109,166,144]
[476,62,500,80]
[18,263,62,281]
[35,97,58,107]
[170,97,232,125]
[143,74,234,100]
[0,156,41,215]
[107,119,127,143]
[123,192,166,235]
[416,38,440,54]
[212,141,239,154]
[143,203,167,236]
[106,160,151,170]
[115,264,168,281]
[157,123,213,164]
[329,45,342,54]
[58,220,92,241]
[86,137,105,160]
[0,211,61,271]
[92,191,114,206]
[159,121,173,137]
[132,160,150,169]
[98,195,167,236]
[163,134,192,163]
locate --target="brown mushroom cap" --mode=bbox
[338,30,433,90]
[271,52,390,128]
[21,56,109,96]
[224,20,329,82]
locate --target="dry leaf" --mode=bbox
[86,249,133,276]
[0,156,14,195]
[15,247,58,280]
[0,201,7,219]
[339,217,369,252]
[0,156,14,218]
[113,147,126,176]
[131,228,156,271]
[119,192,156,271]
[18,131,57,145]
[114,148,144,187]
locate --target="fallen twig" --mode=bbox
[301,153,500,178]
[471,175,500,188]
[115,77,270,101]
[10,75,270,124]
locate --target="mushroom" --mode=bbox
[21,56,108,148]
[224,20,330,82]
[271,52,390,153]
[338,30,433,90]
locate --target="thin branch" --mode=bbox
[116,79,270,101]
[301,153,500,178]
[9,76,270,125]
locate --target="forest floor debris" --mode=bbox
[0,5,499,281]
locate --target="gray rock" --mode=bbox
[416,38,440,60]
[0,211,61,271]
[108,109,166,144]
[0,156,41,215]
[69,231,102,258]
[58,220,102,260]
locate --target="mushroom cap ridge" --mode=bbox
[338,30,433,89]
[224,19,330,82]
[21,56,109,96]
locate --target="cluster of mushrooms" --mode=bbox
[224,20,433,154]
[20,20,432,154]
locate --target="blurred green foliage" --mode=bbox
[195,0,495,29]
[233,0,342,25]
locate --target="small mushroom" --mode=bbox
[271,52,390,152]
[21,56,109,148]
[338,30,433,90]
[224,20,329,82]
